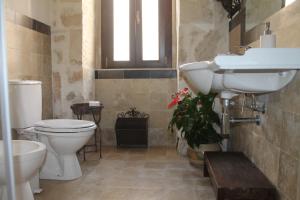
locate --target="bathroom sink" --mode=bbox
[214,48,300,70]
[180,48,300,99]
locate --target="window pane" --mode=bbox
[142,0,159,61]
[113,0,130,61]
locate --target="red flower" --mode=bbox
[167,88,190,108]
[168,96,180,108]
[180,87,189,95]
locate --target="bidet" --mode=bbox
[0,140,46,200]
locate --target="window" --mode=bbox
[101,0,172,68]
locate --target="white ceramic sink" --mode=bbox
[180,48,300,99]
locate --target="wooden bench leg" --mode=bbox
[203,162,209,177]
[216,192,224,200]
[94,131,97,152]
[99,127,102,159]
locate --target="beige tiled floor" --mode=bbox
[35,147,215,200]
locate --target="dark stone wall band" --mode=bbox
[95,69,177,79]
[6,9,51,35]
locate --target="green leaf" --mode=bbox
[168,91,223,148]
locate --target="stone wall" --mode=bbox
[6,20,53,120]
[82,0,96,100]
[178,0,229,88]
[178,0,229,65]
[245,0,282,31]
[94,0,178,146]
[5,0,51,25]
[51,0,96,118]
[176,0,229,153]
[95,79,177,146]
[51,0,83,118]
[95,0,229,146]
[232,2,300,200]
[0,9,53,139]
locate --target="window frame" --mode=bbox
[101,0,172,69]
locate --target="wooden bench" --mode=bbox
[204,152,276,200]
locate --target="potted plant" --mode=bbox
[168,88,222,167]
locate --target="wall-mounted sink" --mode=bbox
[180,48,300,99]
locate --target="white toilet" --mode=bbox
[34,119,96,180]
[0,140,46,200]
[9,80,96,181]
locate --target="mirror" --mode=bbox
[245,0,284,31]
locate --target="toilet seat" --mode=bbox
[34,119,97,136]
[34,119,95,129]
[34,127,97,136]
[34,125,97,133]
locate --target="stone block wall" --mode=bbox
[6,20,53,120]
[95,79,177,146]
[245,0,282,31]
[178,0,229,65]
[51,0,83,118]
[175,0,229,152]
[178,0,229,90]
[232,2,300,200]
[51,0,97,118]
[0,0,53,139]
[94,0,229,147]
[94,0,179,146]
[5,0,51,25]
[82,0,96,100]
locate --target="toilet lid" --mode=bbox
[34,119,96,133]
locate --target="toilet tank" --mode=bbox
[9,80,42,129]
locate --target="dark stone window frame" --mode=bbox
[101,0,172,69]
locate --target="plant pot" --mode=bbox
[187,143,221,168]
[176,130,189,156]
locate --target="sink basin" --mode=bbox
[215,48,300,70]
[180,48,300,99]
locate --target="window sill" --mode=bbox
[95,68,177,79]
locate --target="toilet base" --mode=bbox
[35,122,95,181]
[1,182,34,200]
[40,153,82,180]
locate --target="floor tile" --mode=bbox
[36,147,215,200]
